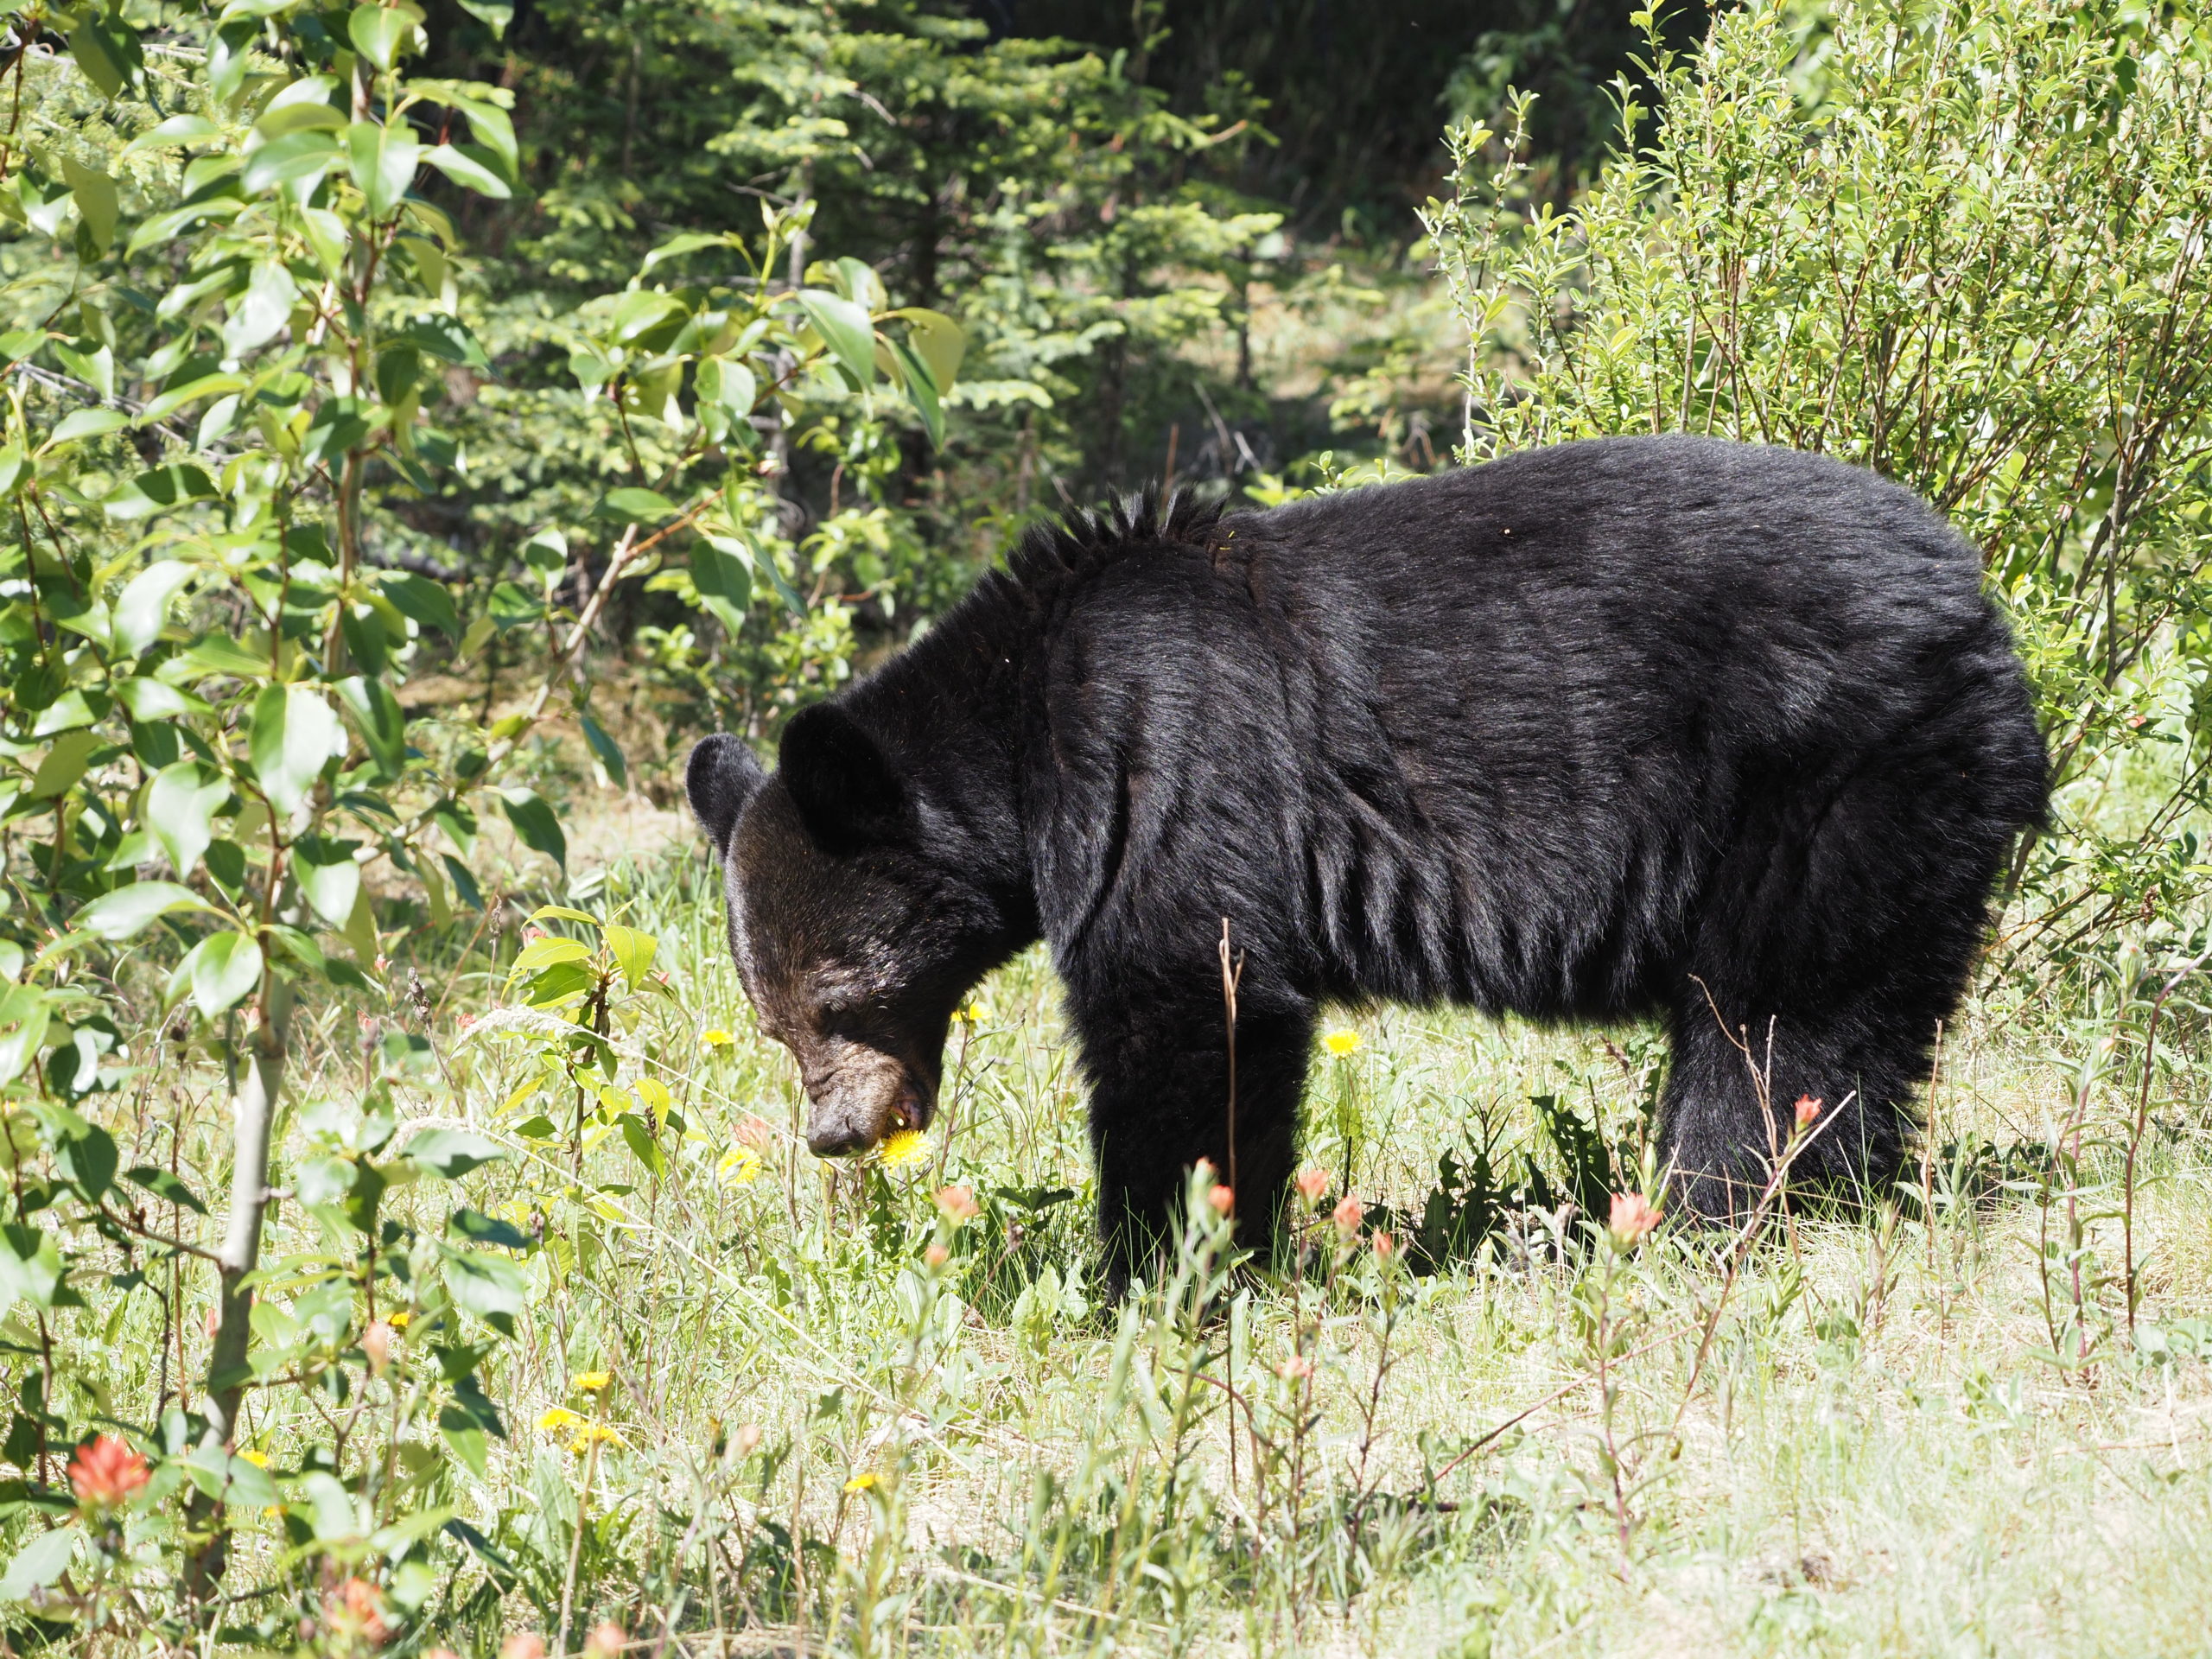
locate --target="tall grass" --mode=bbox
[50,826,2209,1656]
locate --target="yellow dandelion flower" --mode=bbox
[570,1371,612,1393]
[717,1146,764,1188]
[876,1128,930,1169]
[537,1407,585,1433]
[238,1449,270,1468]
[958,999,989,1025]
[568,1424,625,1455]
[386,1311,410,1330]
[700,1028,734,1049]
[842,1471,876,1493]
[1322,1028,1363,1058]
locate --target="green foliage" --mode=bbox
[0,0,950,1635]
[1427,0,2212,969]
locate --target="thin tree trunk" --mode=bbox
[206,977,291,1447]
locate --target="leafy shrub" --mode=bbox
[1425,0,2212,971]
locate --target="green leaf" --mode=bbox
[600,487,677,524]
[619,1111,667,1178]
[43,407,128,450]
[581,709,627,790]
[0,1225,65,1314]
[66,14,140,99]
[423,143,510,199]
[0,1527,78,1602]
[512,936,591,972]
[105,464,217,520]
[123,113,220,154]
[444,1247,529,1333]
[399,315,490,370]
[113,561,196,655]
[124,1165,208,1215]
[289,1470,357,1541]
[889,307,967,393]
[0,988,52,1088]
[177,931,265,1020]
[403,1130,507,1179]
[293,835,362,929]
[348,3,416,71]
[53,1122,116,1202]
[798,289,878,386]
[378,571,461,637]
[250,684,341,817]
[148,761,229,880]
[29,730,100,800]
[334,675,406,781]
[602,924,657,988]
[454,0,513,37]
[222,262,297,358]
[78,882,218,941]
[891,336,944,448]
[60,156,118,251]
[499,789,567,871]
[241,128,342,194]
[346,120,420,218]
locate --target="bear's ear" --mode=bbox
[686,734,768,858]
[779,702,908,856]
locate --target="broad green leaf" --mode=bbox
[798,289,877,386]
[619,1111,667,1178]
[0,1527,78,1602]
[67,14,137,98]
[52,1122,116,1202]
[123,112,220,153]
[423,143,510,199]
[378,571,461,637]
[444,1247,530,1332]
[346,120,420,218]
[402,1129,507,1179]
[499,789,566,871]
[289,1470,358,1541]
[124,1165,208,1214]
[0,988,51,1087]
[148,761,229,880]
[113,561,196,655]
[250,684,341,817]
[602,924,657,988]
[890,336,944,448]
[105,463,217,519]
[28,731,101,799]
[400,314,490,369]
[454,0,513,36]
[348,3,416,71]
[294,835,362,929]
[600,487,677,524]
[512,936,591,972]
[240,128,342,194]
[890,307,967,391]
[334,675,406,780]
[42,408,128,450]
[0,1224,65,1314]
[178,931,265,1020]
[78,882,218,941]
[60,156,118,251]
[222,262,297,357]
[581,709,627,790]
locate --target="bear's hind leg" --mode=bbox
[1659,752,2018,1220]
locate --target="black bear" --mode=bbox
[687,435,2047,1274]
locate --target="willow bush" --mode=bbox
[1426,0,2212,978]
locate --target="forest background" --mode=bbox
[3,1,2212,1655]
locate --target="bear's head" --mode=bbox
[686,708,1002,1159]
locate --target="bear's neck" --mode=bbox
[838,579,1041,944]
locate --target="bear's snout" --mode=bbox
[798,1039,931,1158]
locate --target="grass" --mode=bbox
[58,821,2212,1657]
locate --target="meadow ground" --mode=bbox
[93,817,2212,1658]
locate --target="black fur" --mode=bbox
[688,435,2048,1275]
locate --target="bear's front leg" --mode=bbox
[1065,971,1312,1295]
